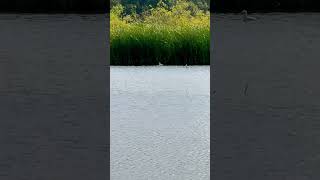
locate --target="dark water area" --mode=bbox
[0,14,108,179]
[211,0,320,13]
[0,0,108,13]
[212,13,320,179]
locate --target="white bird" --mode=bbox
[158,62,163,66]
[241,10,257,22]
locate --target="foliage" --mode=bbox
[111,0,209,14]
[110,0,209,65]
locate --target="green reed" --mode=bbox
[110,1,209,65]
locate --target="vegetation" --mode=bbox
[110,0,210,65]
[111,0,210,14]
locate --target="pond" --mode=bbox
[213,13,320,179]
[0,14,108,180]
[111,66,210,180]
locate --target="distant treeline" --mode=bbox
[0,0,108,13]
[3,0,319,14]
[111,0,320,14]
[211,0,320,12]
[111,0,209,14]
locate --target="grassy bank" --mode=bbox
[110,0,209,65]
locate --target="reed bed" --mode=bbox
[110,0,210,65]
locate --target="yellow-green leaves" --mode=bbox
[110,0,209,65]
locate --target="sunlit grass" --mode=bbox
[110,0,209,65]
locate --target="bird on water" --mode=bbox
[244,82,249,96]
[241,10,257,22]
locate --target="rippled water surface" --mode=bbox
[0,14,108,179]
[111,66,210,180]
[213,13,320,179]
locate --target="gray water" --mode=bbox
[213,13,320,179]
[0,14,108,179]
[111,66,210,180]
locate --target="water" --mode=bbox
[212,13,320,179]
[111,66,210,180]
[0,14,108,179]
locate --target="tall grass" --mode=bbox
[110,0,210,65]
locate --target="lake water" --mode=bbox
[0,14,108,179]
[212,13,320,179]
[3,12,319,180]
[111,66,210,180]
